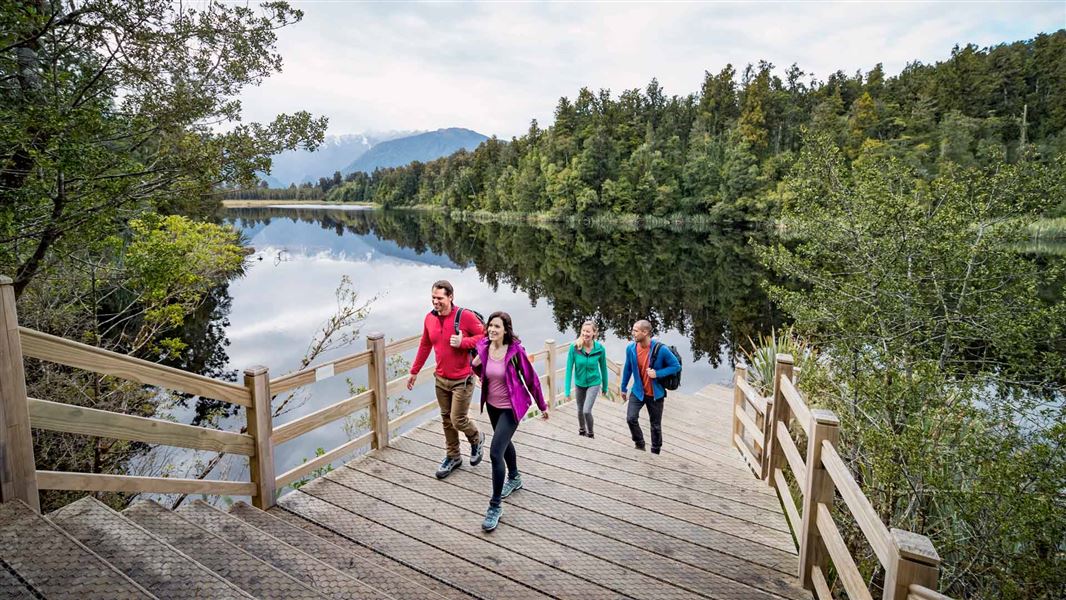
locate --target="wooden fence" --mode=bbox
[731,353,950,600]
[0,273,579,514]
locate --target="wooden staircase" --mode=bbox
[0,494,456,599]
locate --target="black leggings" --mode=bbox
[486,404,519,508]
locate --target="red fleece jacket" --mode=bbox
[410,307,485,379]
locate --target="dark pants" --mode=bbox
[486,404,519,508]
[627,394,664,451]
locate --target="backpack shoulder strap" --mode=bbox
[649,340,660,366]
[453,307,464,335]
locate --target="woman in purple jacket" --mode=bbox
[472,311,549,532]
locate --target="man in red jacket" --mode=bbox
[407,280,486,479]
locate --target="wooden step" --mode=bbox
[0,500,156,599]
[228,501,456,600]
[49,497,253,600]
[0,556,43,599]
[123,499,325,600]
[177,499,391,600]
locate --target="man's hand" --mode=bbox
[406,373,417,390]
[449,331,463,348]
[647,368,657,379]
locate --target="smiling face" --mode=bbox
[580,323,596,344]
[431,286,452,314]
[487,316,505,343]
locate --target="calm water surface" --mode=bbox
[159,207,786,491]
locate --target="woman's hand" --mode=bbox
[541,407,550,421]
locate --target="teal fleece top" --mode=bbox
[565,341,609,396]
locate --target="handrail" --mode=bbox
[269,349,373,395]
[736,378,768,414]
[272,389,374,445]
[275,431,373,489]
[36,471,256,497]
[19,327,251,407]
[384,334,421,355]
[28,397,255,456]
[732,353,949,599]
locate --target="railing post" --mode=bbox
[798,409,840,590]
[244,366,275,510]
[731,366,747,450]
[544,339,557,407]
[0,276,39,512]
[760,396,774,480]
[765,353,794,487]
[367,332,388,449]
[884,529,941,600]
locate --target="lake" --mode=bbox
[155,206,786,493]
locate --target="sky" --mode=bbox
[236,1,1066,139]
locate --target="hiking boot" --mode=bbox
[469,431,485,466]
[578,430,588,437]
[435,456,462,479]
[587,432,594,439]
[635,442,646,451]
[651,447,661,455]
[482,505,503,532]
[501,474,523,499]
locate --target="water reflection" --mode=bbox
[202,207,786,481]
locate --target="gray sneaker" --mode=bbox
[501,474,523,499]
[482,505,502,532]
[435,456,462,479]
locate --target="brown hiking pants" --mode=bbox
[435,374,480,459]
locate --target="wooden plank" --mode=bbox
[777,424,807,486]
[736,378,768,414]
[778,377,811,434]
[606,359,622,376]
[36,470,256,496]
[28,397,255,455]
[528,350,548,363]
[821,441,896,567]
[275,431,373,489]
[810,564,833,600]
[734,404,764,448]
[388,400,439,434]
[272,389,374,445]
[269,349,373,395]
[734,433,763,478]
[384,334,421,356]
[19,327,250,407]
[816,502,874,600]
[0,278,39,511]
[385,363,436,396]
[774,467,802,543]
[908,584,952,600]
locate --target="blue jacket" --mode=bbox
[621,340,681,401]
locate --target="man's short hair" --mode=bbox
[432,280,454,297]
[634,319,652,333]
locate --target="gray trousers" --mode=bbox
[575,385,600,434]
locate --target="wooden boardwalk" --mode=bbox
[273,385,809,600]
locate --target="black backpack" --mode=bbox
[453,307,486,356]
[650,341,682,391]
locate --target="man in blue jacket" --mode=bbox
[620,320,681,454]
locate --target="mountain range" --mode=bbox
[261,128,487,187]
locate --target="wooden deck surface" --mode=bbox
[273,385,808,600]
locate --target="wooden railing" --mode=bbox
[732,353,948,600]
[1,272,612,517]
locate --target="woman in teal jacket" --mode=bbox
[565,321,608,438]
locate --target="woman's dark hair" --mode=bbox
[486,311,519,345]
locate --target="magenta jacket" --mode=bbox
[472,338,548,421]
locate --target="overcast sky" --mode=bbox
[237,1,1066,139]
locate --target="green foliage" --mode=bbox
[0,0,326,295]
[741,327,815,396]
[760,133,1066,598]
[290,448,333,490]
[303,31,1065,226]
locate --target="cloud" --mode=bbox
[237,1,1065,138]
